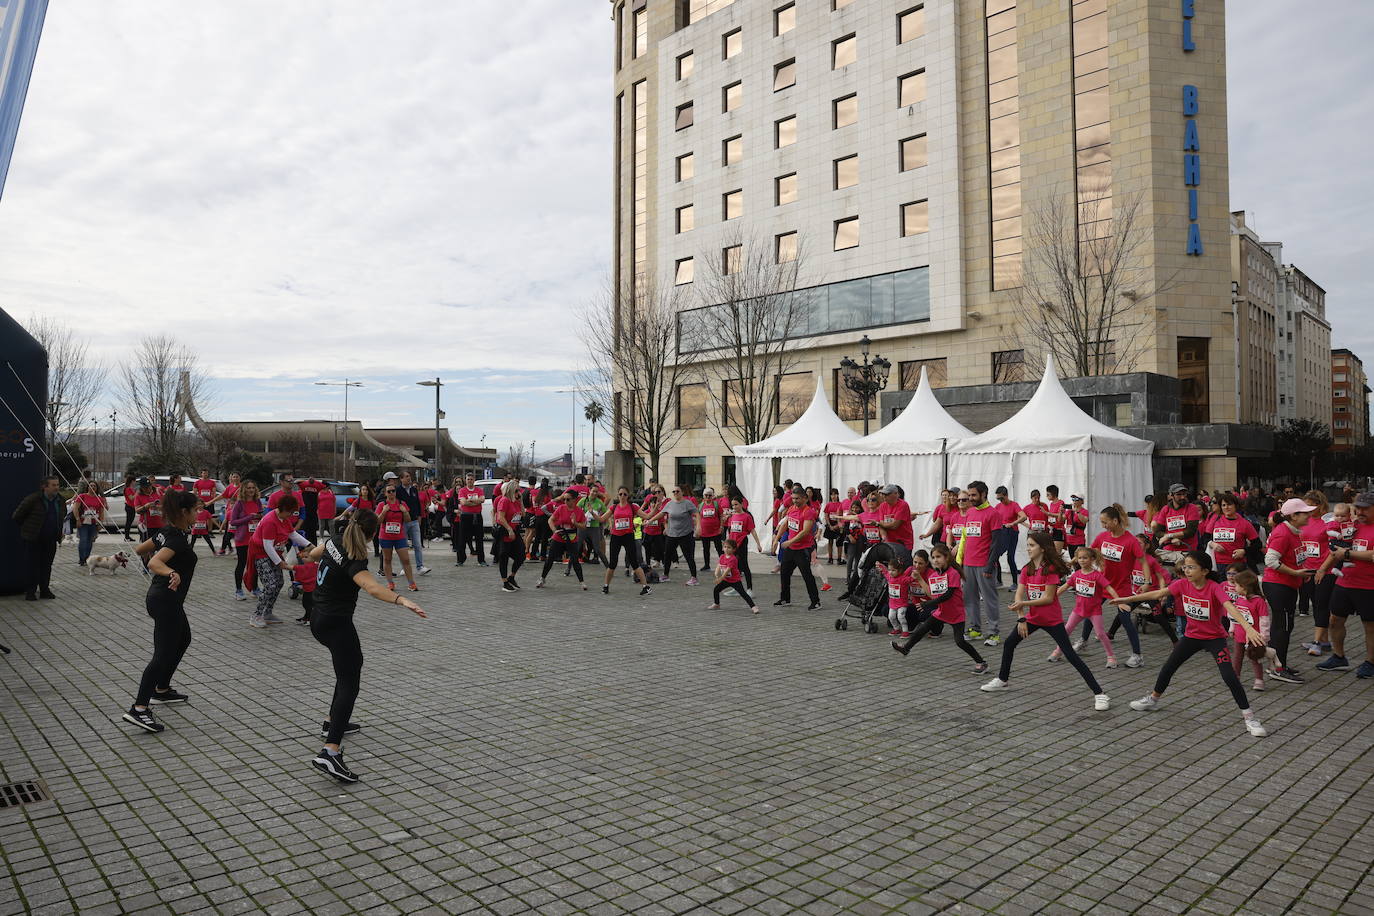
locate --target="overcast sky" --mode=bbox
[1,1,1370,459]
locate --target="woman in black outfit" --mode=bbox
[122,490,201,734]
[304,508,427,783]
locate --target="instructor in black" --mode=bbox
[304,508,427,783]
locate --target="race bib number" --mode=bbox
[1075,579,1096,598]
[948,525,963,539]
[193,524,207,534]
[888,584,902,599]
[930,578,947,596]
[729,521,743,533]
[865,526,881,542]
[1030,520,1046,532]
[1302,541,1320,561]
[148,506,162,518]
[1027,584,1045,600]
[1182,595,1210,621]
[1131,570,1147,588]
[1167,515,1186,532]
[384,522,402,536]
[1355,539,1370,553]
[788,518,800,532]
[964,522,982,538]
[248,522,258,533]
[1240,609,1255,626]
[613,517,631,533]
[702,507,715,518]
[82,509,98,522]
[1100,542,1124,562]
[1213,528,1234,543]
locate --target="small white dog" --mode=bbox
[88,552,131,575]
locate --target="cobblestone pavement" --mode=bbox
[2,540,1372,915]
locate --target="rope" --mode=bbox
[5,361,85,488]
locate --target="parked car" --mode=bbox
[259,480,360,516]
[100,475,214,532]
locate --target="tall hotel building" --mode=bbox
[610,0,1239,490]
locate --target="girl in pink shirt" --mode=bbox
[1230,570,1275,691]
[1050,547,1121,667]
[891,544,988,672]
[707,539,758,613]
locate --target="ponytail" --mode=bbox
[343,509,378,560]
[161,490,198,529]
[1101,503,1127,525]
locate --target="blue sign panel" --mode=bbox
[1181,2,1201,256]
[0,0,49,202]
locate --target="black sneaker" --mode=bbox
[320,721,362,740]
[311,750,359,783]
[601,585,610,595]
[477,561,489,567]
[1270,666,1305,684]
[39,589,55,599]
[149,688,188,705]
[836,592,851,602]
[892,637,914,657]
[639,585,652,597]
[807,601,822,610]
[773,599,791,606]
[501,581,517,592]
[509,578,522,590]
[122,707,164,733]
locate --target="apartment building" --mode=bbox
[1331,348,1369,451]
[1229,211,1278,427]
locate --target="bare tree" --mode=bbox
[577,273,700,482]
[1016,191,1173,377]
[191,423,247,477]
[501,442,530,480]
[119,335,211,466]
[24,314,107,442]
[274,430,326,477]
[681,232,814,447]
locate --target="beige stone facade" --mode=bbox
[609,0,1237,489]
[1229,211,1277,427]
[1331,349,1367,451]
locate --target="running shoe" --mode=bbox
[807,601,822,610]
[264,613,285,624]
[1071,637,1087,652]
[601,585,609,595]
[639,585,652,597]
[509,579,522,590]
[311,750,359,783]
[891,637,913,657]
[1303,642,1324,657]
[1357,661,1374,679]
[1244,718,1268,737]
[122,707,164,733]
[1047,651,1063,663]
[1126,654,1144,668]
[983,634,1001,647]
[751,606,760,615]
[149,688,188,705]
[234,589,247,601]
[1128,695,1158,711]
[966,628,983,640]
[320,721,362,739]
[296,617,310,626]
[535,578,546,588]
[478,561,489,567]
[417,566,431,576]
[1269,666,1305,684]
[249,616,268,629]
[685,577,699,586]
[1316,655,1350,672]
[1253,678,1265,691]
[1093,694,1110,711]
[581,583,588,590]
[820,583,832,592]
[979,678,1009,692]
[502,581,517,592]
[773,599,791,606]
[972,662,988,674]
[1105,657,1119,669]
[407,583,419,592]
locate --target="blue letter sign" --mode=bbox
[1183,79,1202,255]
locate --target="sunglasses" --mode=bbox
[957,497,970,502]
[385,489,397,494]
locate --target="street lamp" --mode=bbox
[316,379,363,478]
[416,379,443,481]
[838,334,892,436]
[109,410,117,480]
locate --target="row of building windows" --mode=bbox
[674,69,926,130]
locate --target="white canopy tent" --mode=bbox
[828,367,973,521]
[947,356,1154,564]
[733,376,860,535]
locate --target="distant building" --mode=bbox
[1331,349,1370,451]
[1229,212,1278,427]
[1263,238,1332,428]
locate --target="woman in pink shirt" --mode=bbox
[1090,504,1149,667]
[1261,497,1317,683]
[228,480,263,600]
[597,487,652,596]
[891,543,988,672]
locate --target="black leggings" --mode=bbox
[311,613,363,746]
[641,532,666,571]
[136,594,192,707]
[1262,581,1299,668]
[700,534,724,569]
[607,534,642,571]
[531,516,551,558]
[664,534,698,578]
[124,507,138,539]
[1302,574,1337,629]
[192,534,216,553]
[1081,607,1145,653]
[729,541,753,590]
[234,545,249,591]
[779,547,818,604]
[713,581,752,605]
[906,618,985,665]
[1153,636,1250,710]
[541,539,583,582]
[998,622,1102,694]
[497,537,525,579]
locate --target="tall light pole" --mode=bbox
[109,410,117,480]
[838,334,892,436]
[316,379,363,478]
[417,379,443,482]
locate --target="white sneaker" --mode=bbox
[417,566,432,576]
[1105,658,1119,669]
[535,578,545,588]
[685,577,699,586]
[1071,638,1087,652]
[1047,651,1063,662]
[1126,654,1144,668]
[1245,718,1268,737]
[581,583,588,591]
[1253,678,1265,691]
[1129,695,1158,711]
[249,616,268,629]
[1094,694,1110,711]
[980,678,1009,692]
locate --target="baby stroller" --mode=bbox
[835,566,888,632]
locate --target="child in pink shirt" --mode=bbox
[293,558,318,624]
[1230,570,1276,691]
[1051,547,1122,667]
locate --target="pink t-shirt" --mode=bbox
[1208,515,1257,564]
[698,500,723,538]
[1092,530,1144,593]
[859,510,883,545]
[548,504,582,543]
[74,493,104,524]
[293,560,318,591]
[641,499,664,535]
[716,554,741,583]
[994,500,1022,527]
[1129,554,1168,594]
[726,511,754,545]
[193,478,218,506]
[960,506,998,567]
[1068,568,1111,615]
[1023,502,1050,534]
[945,509,967,542]
[317,488,336,520]
[926,568,964,623]
[1339,522,1374,590]
[884,567,913,611]
[494,496,523,540]
[1020,566,1063,626]
[1064,508,1089,546]
[1262,523,1305,589]
[784,506,819,550]
[456,486,484,513]
[1047,499,1065,530]
[252,509,297,553]
[1169,577,1234,641]
[1232,593,1268,637]
[878,499,914,549]
[1300,517,1330,570]
[1158,503,1201,551]
[192,509,212,535]
[609,503,636,536]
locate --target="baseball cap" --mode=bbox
[1070,494,1083,502]
[880,484,899,495]
[382,471,398,479]
[1168,483,1188,495]
[1354,492,1374,508]
[1280,497,1318,515]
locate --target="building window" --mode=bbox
[775,115,797,148]
[992,349,1025,383]
[833,0,856,9]
[675,101,694,131]
[832,368,877,422]
[987,0,1022,289]
[1178,337,1211,423]
[774,58,796,91]
[676,152,695,181]
[900,134,928,171]
[898,5,925,43]
[675,257,695,285]
[775,172,798,205]
[677,51,695,80]
[723,134,742,165]
[722,244,743,275]
[634,8,648,58]
[722,81,742,112]
[723,27,742,59]
[833,154,859,190]
[1072,0,1111,258]
[901,200,929,237]
[686,0,739,25]
[899,358,947,389]
[899,70,926,107]
[834,216,859,251]
[832,34,857,69]
[775,3,796,35]
[632,81,649,297]
[676,204,695,234]
[777,372,812,424]
[776,231,798,263]
[678,384,707,429]
[833,93,858,129]
[723,189,743,220]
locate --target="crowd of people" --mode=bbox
[10,465,1374,778]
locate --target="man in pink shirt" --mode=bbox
[958,481,1004,645]
[876,484,914,550]
[991,485,1026,590]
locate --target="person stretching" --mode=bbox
[773,487,821,610]
[1049,547,1121,667]
[724,495,763,591]
[1230,570,1275,691]
[305,509,427,783]
[537,490,587,590]
[980,532,1110,711]
[248,494,313,629]
[1118,550,1268,737]
[892,543,988,673]
[599,487,652,597]
[707,538,758,613]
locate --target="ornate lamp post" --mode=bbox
[838,334,892,436]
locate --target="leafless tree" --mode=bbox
[1016,191,1173,377]
[119,335,211,466]
[680,231,814,447]
[23,314,107,443]
[577,273,700,482]
[274,430,327,477]
[502,442,530,480]
[190,424,247,477]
